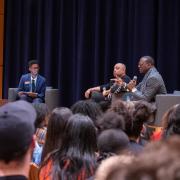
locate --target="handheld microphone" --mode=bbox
[133,76,137,81]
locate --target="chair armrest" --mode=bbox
[8,88,18,102]
[155,94,180,126]
[45,89,60,111]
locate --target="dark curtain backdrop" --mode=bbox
[3,0,180,107]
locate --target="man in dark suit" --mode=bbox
[127,56,167,102]
[18,60,46,103]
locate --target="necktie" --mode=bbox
[32,79,36,92]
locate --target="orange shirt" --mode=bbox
[39,158,95,180]
[39,160,53,180]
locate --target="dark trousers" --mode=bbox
[18,94,43,103]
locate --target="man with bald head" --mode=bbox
[85,63,131,99]
[127,56,167,102]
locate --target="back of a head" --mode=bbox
[128,101,153,138]
[61,114,97,157]
[47,114,97,179]
[71,100,102,125]
[162,104,180,138]
[100,136,180,180]
[33,103,49,129]
[98,129,129,154]
[97,111,125,133]
[0,101,36,163]
[41,107,72,161]
[109,100,133,135]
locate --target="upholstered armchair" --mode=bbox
[155,92,180,125]
[8,87,60,111]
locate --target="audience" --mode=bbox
[101,136,180,180]
[2,82,180,180]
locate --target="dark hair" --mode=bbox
[41,107,72,162]
[162,104,180,138]
[98,100,111,112]
[106,136,180,180]
[142,56,155,65]
[71,100,102,126]
[97,129,129,163]
[28,60,39,67]
[97,112,125,133]
[32,103,49,129]
[42,114,97,179]
[128,101,153,138]
[109,100,133,135]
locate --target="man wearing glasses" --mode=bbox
[17,60,46,103]
[127,56,167,102]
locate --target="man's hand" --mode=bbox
[27,92,38,98]
[127,80,136,91]
[18,91,24,96]
[102,89,111,97]
[110,78,123,85]
[85,89,91,98]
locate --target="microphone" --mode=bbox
[132,76,137,82]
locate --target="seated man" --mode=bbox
[18,60,46,103]
[85,63,131,100]
[127,56,167,102]
[0,100,36,179]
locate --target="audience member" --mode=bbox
[41,107,72,162]
[127,101,153,154]
[109,100,133,135]
[97,129,129,163]
[39,114,97,180]
[103,136,180,180]
[32,103,50,165]
[0,101,36,179]
[96,111,125,133]
[162,104,180,139]
[71,99,102,126]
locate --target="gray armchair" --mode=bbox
[155,93,180,126]
[8,88,60,111]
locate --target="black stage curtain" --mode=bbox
[3,0,180,106]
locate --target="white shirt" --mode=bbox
[31,75,37,92]
[31,75,37,85]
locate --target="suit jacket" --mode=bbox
[133,67,167,102]
[18,73,46,101]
